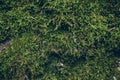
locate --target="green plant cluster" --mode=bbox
[0,0,120,80]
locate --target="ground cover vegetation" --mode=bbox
[0,0,120,80]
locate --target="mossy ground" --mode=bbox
[0,0,120,80]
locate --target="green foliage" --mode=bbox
[0,0,120,79]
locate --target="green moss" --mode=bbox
[0,0,120,80]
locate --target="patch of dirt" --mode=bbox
[0,39,12,53]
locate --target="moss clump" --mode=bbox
[0,0,120,79]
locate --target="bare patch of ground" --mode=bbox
[0,39,12,53]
